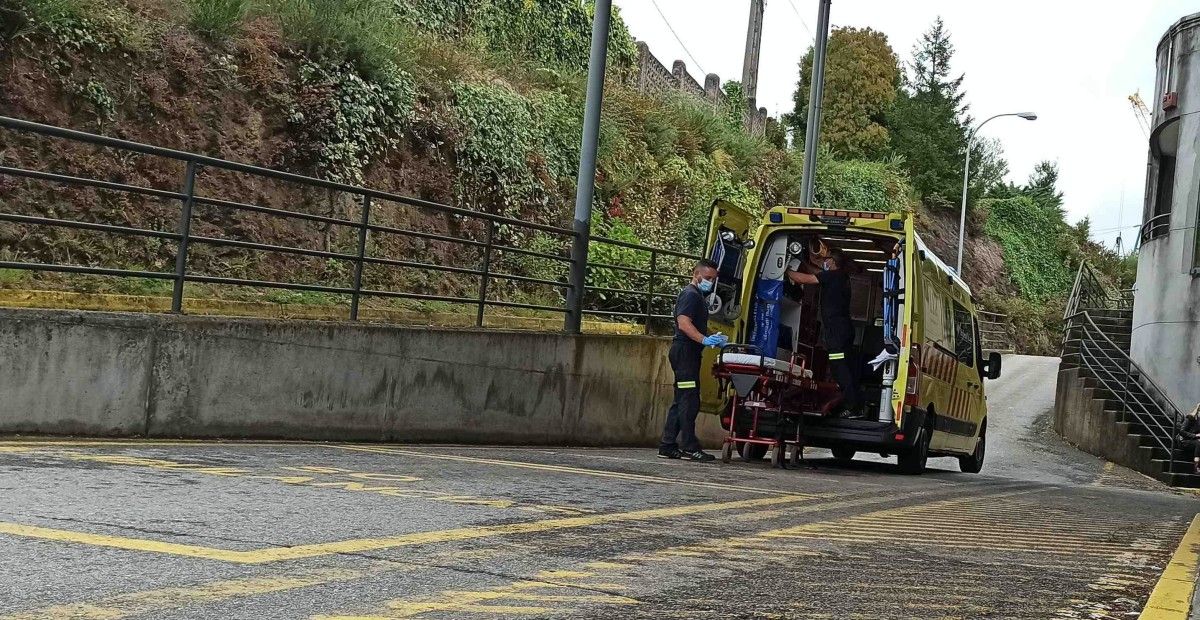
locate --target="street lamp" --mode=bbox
[956,111,1038,275]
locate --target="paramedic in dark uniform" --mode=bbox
[658,258,727,462]
[787,248,863,417]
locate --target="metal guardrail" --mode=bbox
[0,116,701,333]
[1137,212,1171,247]
[1062,261,1186,476]
[977,309,1013,354]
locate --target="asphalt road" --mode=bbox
[1,355,1196,619]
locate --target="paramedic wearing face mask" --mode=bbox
[658,259,727,462]
[787,248,863,418]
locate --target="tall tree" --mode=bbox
[1024,160,1065,217]
[789,27,901,160]
[972,137,1010,198]
[909,16,966,115]
[888,17,972,208]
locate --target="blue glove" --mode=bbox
[702,334,728,348]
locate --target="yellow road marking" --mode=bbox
[0,494,810,564]
[314,571,639,620]
[334,445,813,497]
[1092,461,1118,486]
[1139,514,1200,619]
[0,566,394,620]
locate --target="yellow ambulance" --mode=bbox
[699,202,1001,474]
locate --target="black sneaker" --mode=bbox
[657,448,681,459]
[681,450,716,462]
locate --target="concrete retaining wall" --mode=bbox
[0,309,725,446]
[1054,365,1158,475]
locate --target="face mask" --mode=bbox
[822,260,832,272]
[698,278,715,293]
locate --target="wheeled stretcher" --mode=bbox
[714,344,818,467]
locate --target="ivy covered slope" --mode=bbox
[0,0,911,314]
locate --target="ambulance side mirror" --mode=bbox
[983,352,1002,380]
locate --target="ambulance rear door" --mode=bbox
[699,199,754,414]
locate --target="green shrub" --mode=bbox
[287,59,416,184]
[983,195,1073,302]
[815,156,912,213]
[453,80,571,217]
[586,216,652,313]
[187,0,248,40]
[263,0,414,80]
[3,0,149,53]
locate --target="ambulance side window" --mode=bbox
[952,301,975,367]
[922,283,953,351]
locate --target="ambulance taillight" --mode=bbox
[904,344,921,408]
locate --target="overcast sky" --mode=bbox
[612,0,1196,251]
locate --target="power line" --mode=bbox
[648,0,706,75]
[782,0,815,41]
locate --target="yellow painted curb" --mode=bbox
[1140,514,1200,619]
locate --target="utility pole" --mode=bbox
[564,0,611,334]
[741,0,765,111]
[798,0,832,209]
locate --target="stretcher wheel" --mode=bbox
[789,445,802,466]
[721,441,733,463]
[770,445,783,468]
[738,442,768,462]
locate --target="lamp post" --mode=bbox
[956,111,1038,275]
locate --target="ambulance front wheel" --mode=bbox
[958,421,986,474]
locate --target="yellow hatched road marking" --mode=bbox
[820,517,1167,547]
[0,494,810,564]
[1139,514,1200,619]
[314,572,639,619]
[0,566,395,620]
[334,445,819,497]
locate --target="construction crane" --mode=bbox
[1129,91,1152,138]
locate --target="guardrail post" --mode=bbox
[477,220,494,328]
[644,251,657,335]
[1121,357,1131,420]
[350,194,371,321]
[171,161,197,313]
[1170,402,1179,475]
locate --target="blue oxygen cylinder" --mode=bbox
[750,236,790,356]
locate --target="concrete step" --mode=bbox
[1156,471,1200,488]
[1079,308,1133,319]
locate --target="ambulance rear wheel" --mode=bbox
[897,428,929,475]
[721,442,733,463]
[737,442,768,462]
[831,447,856,462]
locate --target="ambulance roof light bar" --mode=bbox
[785,207,890,220]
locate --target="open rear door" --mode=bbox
[699,200,754,414]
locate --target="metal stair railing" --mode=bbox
[1062,261,1186,476]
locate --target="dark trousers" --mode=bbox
[1179,438,1200,459]
[660,341,702,453]
[828,350,862,412]
[825,322,861,412]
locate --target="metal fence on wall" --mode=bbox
[977,309,1014,354]
[0,116,700,334]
